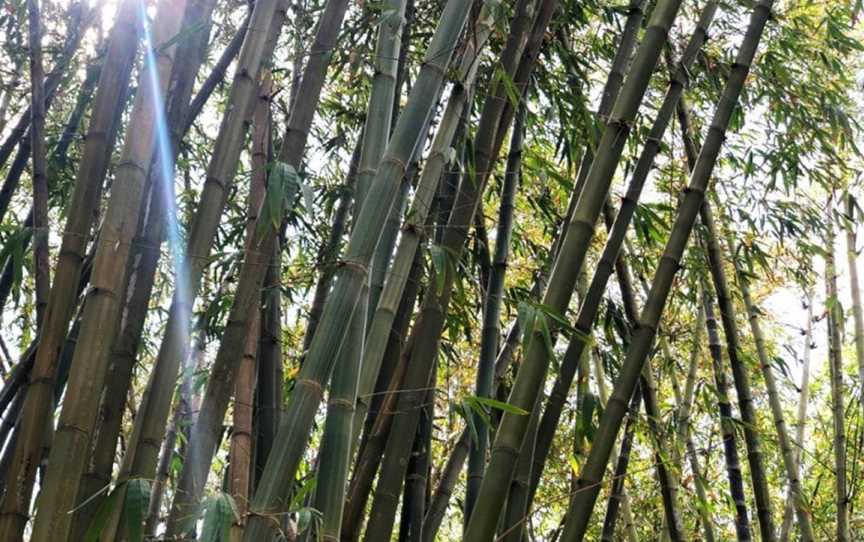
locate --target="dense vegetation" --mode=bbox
[0,0,862,540]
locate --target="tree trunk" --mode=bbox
[845,194,864,418]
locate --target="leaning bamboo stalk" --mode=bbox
[468,97,526,520]
[529,1,717,501]
[466,2,688,537]
[721,210,815,541]
[27,0,49,330]
[663,326,716,542]
[844,194,864,418]
[824,202,850,542]
[26,0,188,537]
[166,2,352,535]
[779,292,813,541]
[0,0,139,536]
[228,70,272,541]
[352,0,497,451]
[0,1,88,174]
[311,4,407,534]
[599,384,641,542]
[363,0,550,535]
[72,4,220,537]
[242,3,472,527]
[560,3,775,538]
[701,283,753,541]
[116,0,287,494]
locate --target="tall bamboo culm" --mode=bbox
[165,1,351,534]
[464,2,688,538]
[26,0,188,538]
[559,2,775,539]
[352,0,497,455]
[825,200,850,542]
[115,0,287,496]
[0,0,140,537]
[529,1,718,499]
[243,3,474,538]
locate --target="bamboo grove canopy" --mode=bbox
[0,0,862,540]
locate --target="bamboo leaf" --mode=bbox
[84,487,121,542]
[124,479,150,542]
[473,396,528,415]
[200,492,239,542]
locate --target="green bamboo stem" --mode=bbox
[779,292,813,542]
[701,282,753,541]
[243,4,473,538]
[468,97,526,524]
[352,0,496,451]
[663,322,717,542]
[824,202,850,542]
[722,211,815,541]
[363,1,551,537]
[26,0,188,537]
[0,0,139,537]
[27,0,49,330]
[559,3,775,538]
[845,194,864,418]
[166,2,351,535]
[71,1,219,535]
[465,2,687,537]
[116,0,287,498]
[529,1,717,501]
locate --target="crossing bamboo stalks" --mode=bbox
[363,0,552,536]
[529,1,718,501]
[166,1,351,535]
[0,0,140,536]
[352,0,497,453]
[72,3,221,537]
[721,212,816,541]
[25,0,188,537]
[116,0,287,498]
[243,3,474,538]
[560,3,775,538]
[465,2,688,537]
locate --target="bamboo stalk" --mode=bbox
[559,3,775,538]
[116,0,287,497]
[27,0,49,330]
[0,0,140,536]
[529,1,718,500]
[466,1,688,537]
[824,200,850,542]
[779,292,813,541]
[166,2,351,535]
[242,5,474,538]
[26,0,188,537]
